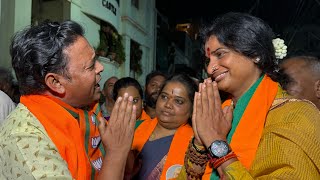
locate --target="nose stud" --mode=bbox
[211,65,219,73]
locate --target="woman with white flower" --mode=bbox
[178,12,320,179]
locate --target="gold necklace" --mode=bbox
[149,131,156,141]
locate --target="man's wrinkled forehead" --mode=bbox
[150,75,165,84]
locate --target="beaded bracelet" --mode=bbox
[188,141,208,165]
[213,151,237,169]
[184,139,209,179]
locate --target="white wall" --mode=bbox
[120,0,156,86]
[0,0,157,87]
[99,57,122,88]
[70,2,100,48]
[0,0,31,69]
[70,0,125,87]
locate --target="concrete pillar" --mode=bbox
[122,35,132,78]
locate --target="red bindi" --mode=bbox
[206,47,210,57]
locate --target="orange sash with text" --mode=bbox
[21,95,106,180]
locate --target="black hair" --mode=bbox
[200,12,281,82]
[113,77,143,101]
[145,71,167,86]
[0,67,15,99]
[160,73,198,125]
[10,20,84,95]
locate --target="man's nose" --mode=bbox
[96,60,104,73]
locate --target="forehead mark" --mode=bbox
[206,47,210,57]
[171,89,180,95]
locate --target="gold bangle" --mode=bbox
[192,137,207,154]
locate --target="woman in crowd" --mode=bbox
[179,12,320,179]
[113,77,151,127]
[131,74,197,180]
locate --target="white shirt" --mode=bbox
[0,90,16,124]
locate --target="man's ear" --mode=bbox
[45,73,66,95]
[315,80,320,98]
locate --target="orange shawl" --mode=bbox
[139,109,152,121]
[203,75,278,179]
[132,118,193,180]
[135,109,152,129]
[21,95,104,180]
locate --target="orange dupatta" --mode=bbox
[132,118,194,180]
[140,110,152,121]
[203,75,278,179]
[135,110,152,129]
[21,95,91,180]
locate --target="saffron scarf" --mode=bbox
[21,95,105,180]
[202,75,278,179]
[135,109,152,129]
[132,118,194,180]
[63,101,105,180]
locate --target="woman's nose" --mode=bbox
[164,100,173,109]
[206,57,217,74]
[206,62,213,74]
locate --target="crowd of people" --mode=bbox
[0,12,319,180]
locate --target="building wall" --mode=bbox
[71,0,156,86]
[0,0,156,88]
[70,0,124,87]
[120,0,156,86]
[0,0,32,69]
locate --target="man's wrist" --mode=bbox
[106,148,130,159]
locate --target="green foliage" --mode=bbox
[97,29,125,65]
[113,34,125,65]
[97,30,108,51]
[130,42,143,75]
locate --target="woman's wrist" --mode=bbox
[212,151,237,169]
[203,135,228,148]
[192,137,207,154]
[185,140,209,179]
[219,158,238,169]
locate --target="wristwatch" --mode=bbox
[207,140,231,158]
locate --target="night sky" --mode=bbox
[156,0,320,56]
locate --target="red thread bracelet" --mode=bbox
[213,151,237,169]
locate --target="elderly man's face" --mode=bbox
[103,77,118,100]
[281,58,319,108]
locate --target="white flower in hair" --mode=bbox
[272,38,287,59]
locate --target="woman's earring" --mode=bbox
[254,57,261,63]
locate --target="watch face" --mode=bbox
[210,140,229,158]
